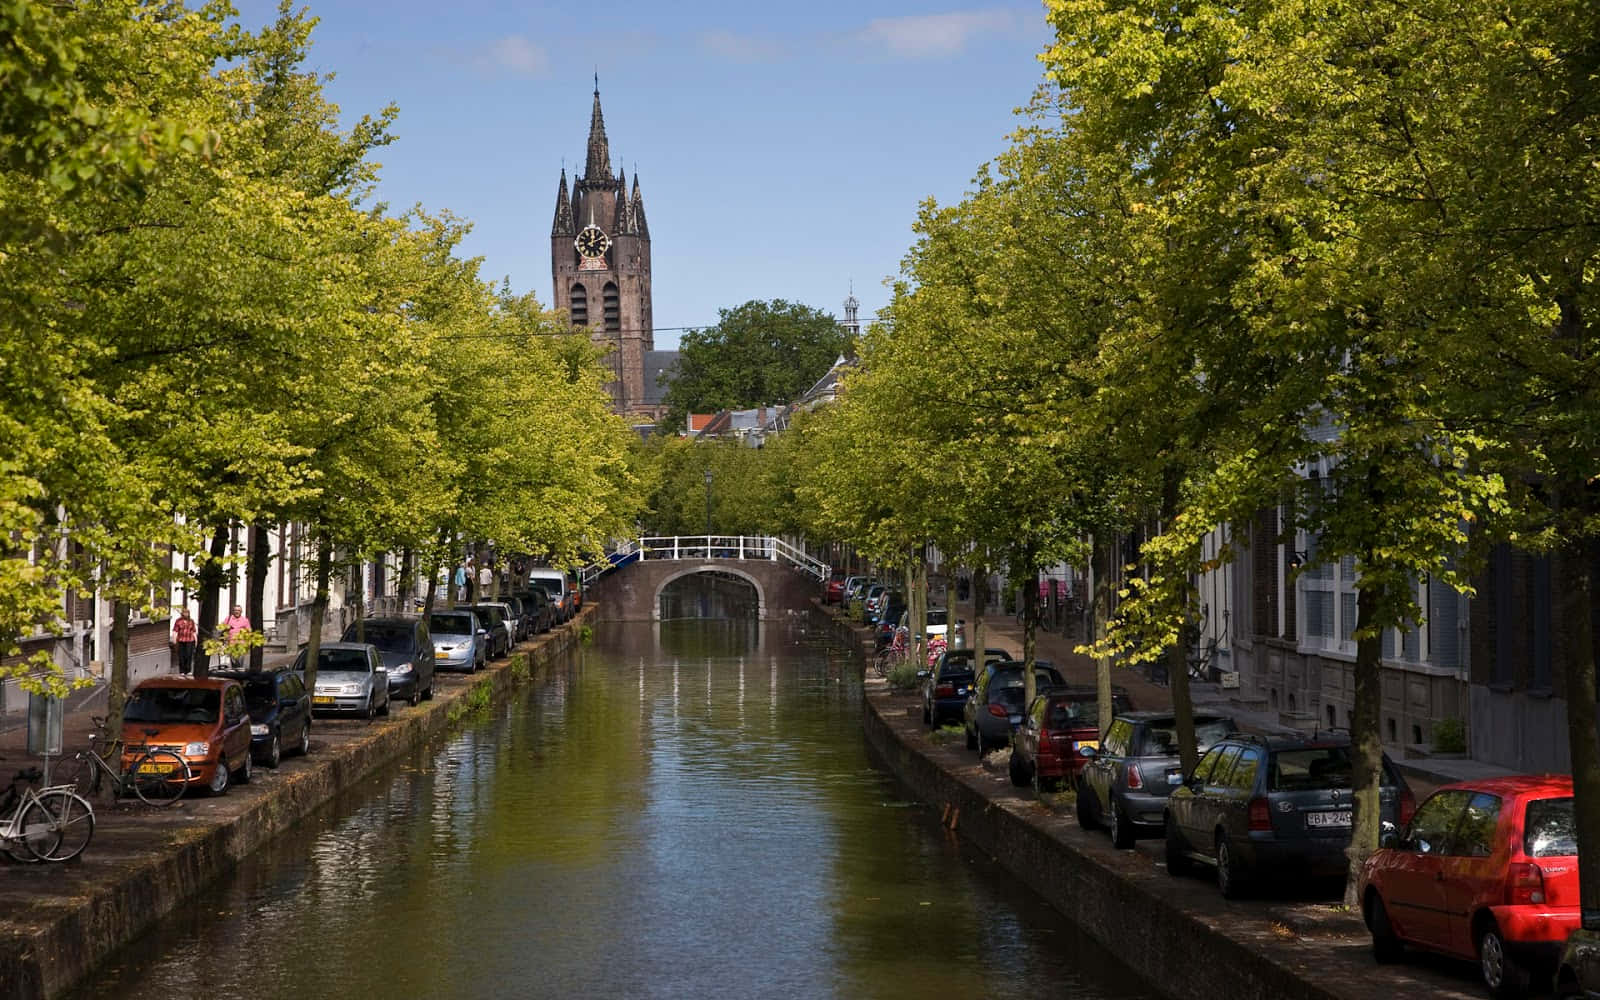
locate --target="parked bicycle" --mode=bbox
[0,763,94,863]
[59,717,191,807]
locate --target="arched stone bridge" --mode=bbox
[583,536,828,622]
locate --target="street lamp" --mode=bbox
[704,468,713,539]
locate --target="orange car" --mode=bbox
[121,676,254,796]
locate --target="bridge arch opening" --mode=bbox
[655,567,765,621]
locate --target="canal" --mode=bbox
[73,614,1160,999]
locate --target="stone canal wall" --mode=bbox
[0,609,593,1000]
[820,609,1475,1000]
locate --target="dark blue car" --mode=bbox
[919,647,1014,728]
[214,667,312,768]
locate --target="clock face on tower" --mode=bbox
[575,225,610,259]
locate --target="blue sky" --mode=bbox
[231,2,1056,348]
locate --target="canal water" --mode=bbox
[73,614,1159,1000]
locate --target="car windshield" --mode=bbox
[238,677,277,702]
[474,607,504,625]
[1270,747,1363,790]
[1524,797,1577,857]
[353,623,414,652]
[313,649,373,673]
[1141,719,1234,756]
[532,579,563,597]
[430,614,473,635]
[125,687,219,724]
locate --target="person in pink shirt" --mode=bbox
[221,605,251,669]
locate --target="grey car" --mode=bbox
[428,609,485,672]
[296,642,390,719]
[462,603,513,658]
[341,616,435,705]
[962,660,1066,756]
[1076,711,1237,848]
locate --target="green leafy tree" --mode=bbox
[661,299,850,432]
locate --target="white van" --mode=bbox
[527,567,573,623]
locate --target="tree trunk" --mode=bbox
[194,521,229,679]
[246,523,269,671]
[1092,536,1114,739]
[971,565,988,664]
[1162,471,1200,773]
[912,554,928,667]
[1561,513,1600,929]
[352,558,366,643]
[398,547,415,605]
[946,571,958,654]
[1022,564,1039,713]
[303,536,332,699]
[106,598,130,747]
[1344,565,1388,908]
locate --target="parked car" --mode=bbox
[1164,732,1414,899]
[517,587,556,633]
[428,609,485,672]
[869,590,906,627]
[528,566,575,623]
[296,641,391,719]
[920,647,1014,728]
[962,660,1067,756]
[1076,711,1236,847]
[825,574,846,604]
[462,603,513,658]
[1010,686,1133,792]
[341,616,435,706]
[213,667,313,767]
[844,577,878,618]
[121,675,253,796]
[1360,775,1577,997]
[863,584,890,621]
[505,595,533,641]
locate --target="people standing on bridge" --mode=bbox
[171,606,198,675]
[455,562,469,603]
[478,559,494,599]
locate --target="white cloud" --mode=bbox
[851,9,1020,59]
[698,29,787,64]
[479,35,549,76]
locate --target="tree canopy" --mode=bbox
[660,299,850,432]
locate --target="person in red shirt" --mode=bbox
[171,607,198,675]
[221,605,251,670]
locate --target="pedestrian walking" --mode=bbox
[478,560,494,599]
[455,562,469,603]
[171,607,198,675]
[222,605,251,670]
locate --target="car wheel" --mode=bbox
[378,693,390,717]
[1365,890,1404,964]
[209,757,230,797]
[422,682,434,701]
[410,685,421,707]
[1008,751,1027,787]
[236,751,252,785]
[364,696,375,720]
[1164,815,1192,877]
[923,702,931,725]
[1076,779,1098,829]
[965,724,977,751]
[1109,797,1135,849]
[1216,833,1247,899]
[298,720,312,756]
[262,732,281,769]
[1480,922,1531,998]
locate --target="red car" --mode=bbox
[824,575,845,604]
[1359,775,1579,998]
[1009,687,1130,792]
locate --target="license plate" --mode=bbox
[138,761,177,774]
[955,687,966,696]
[435,651,448,658]
[1008,715,1022,725]
[314,696,336,705]
[1167,771,1183,785]
[1307,810,1352,828]
[1075,740,1099,751]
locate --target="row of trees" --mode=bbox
[1,3,644,734]
[778,0,1599,906]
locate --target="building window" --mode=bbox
[570,283,588,326]
[603,282,620,333]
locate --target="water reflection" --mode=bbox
[72,617,1160,1000]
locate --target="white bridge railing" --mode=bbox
[580,536,830,586]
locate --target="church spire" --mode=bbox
[551,168,574,236]
[613,165,629,231]
[630,173,648,238]
[585,79,611,181]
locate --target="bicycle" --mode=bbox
[0,764,94,863]
[59,717,191,807]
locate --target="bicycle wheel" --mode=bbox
[28,790,94,861]
[51,754,99,801]
[9,798,62,862]
[129,750,188,806]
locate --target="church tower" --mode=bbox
[551,82,654,413]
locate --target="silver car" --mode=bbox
[1076,711,1237,848]
[428,610,484,672]
[296,642,390,719]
